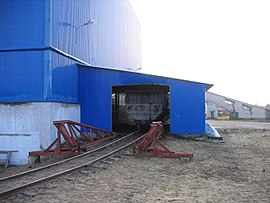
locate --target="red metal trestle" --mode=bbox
[29,120,119,157]
[131,122,193,159]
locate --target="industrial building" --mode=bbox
[206,92,270,120]
[0,0,212,165]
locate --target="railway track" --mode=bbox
[0,131,145,199]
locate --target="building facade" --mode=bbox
[206,92,270,120]
[0,0,211,165]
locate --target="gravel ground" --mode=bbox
[1,128,269,203]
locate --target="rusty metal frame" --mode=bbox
[131,122,193,159]
[29,120,119,157]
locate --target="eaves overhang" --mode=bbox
[77,64,214,91]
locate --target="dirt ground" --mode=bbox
[1,128,270,203]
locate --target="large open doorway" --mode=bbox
[112,84,170,132]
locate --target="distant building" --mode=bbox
[206,92,270,120]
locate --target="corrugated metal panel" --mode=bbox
[51,0,141,70]
[0,0,46,102]
[0,51,44,102]
[49,0,141,103]
[0,0,45,48]
[0,0,140,103]
[79,67,206,134]
[0,49,78,103]
[50,52,79,103]
[170,81,205,134]
[79,67,113,130]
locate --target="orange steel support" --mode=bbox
[29,120,119,157]
[131,122,193,159]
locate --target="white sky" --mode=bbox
[129,0,270,106]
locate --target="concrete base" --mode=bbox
[0,102,80,165]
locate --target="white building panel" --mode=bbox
[0,103,80,165]
[206,92,269,120]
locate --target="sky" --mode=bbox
[128,0,270,107]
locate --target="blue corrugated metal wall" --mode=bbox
[50,52,79,103]
[51,0,141,70]
[0,51,44,102]
[0,0,141,103]
[0,1,46,102]
[170,81,205,134]
[79,67,206,134]
[0,0,45,49]
[0,0,207,134]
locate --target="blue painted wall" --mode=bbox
[0,0,207,134]
[0,0,141,103]
[0,0,45,49]
[170,81,205,134]
[0,1,46,102]
[0,51,44,102]
[79,66,206,134]
[51,0,141,70]
[49,52,79,103]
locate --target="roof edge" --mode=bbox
[77,64,214,91]
[207,91,267,110]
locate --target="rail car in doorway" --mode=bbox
[112,85,170,128]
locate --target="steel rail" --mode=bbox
[0,132,145,199]
[0,131,138,182]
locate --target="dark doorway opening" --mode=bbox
[112,84,170,132]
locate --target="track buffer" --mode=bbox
[131,122,193,159]
[29,120,119,157]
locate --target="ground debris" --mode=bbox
[79,170,90,175]
[21,191,37,197]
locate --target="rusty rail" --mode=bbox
[0,131,138,182]
[0,132,145,199]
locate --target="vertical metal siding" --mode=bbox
[79,67,206,134]
[0,0,46,102]
[170,82,205,134]
[51,0,141,70]
[0,51,44,102]
[49,0,141,103]
[79,68,112,129]
[51,52,79,103]
[0,0,140,103]
[0,0,45,48]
